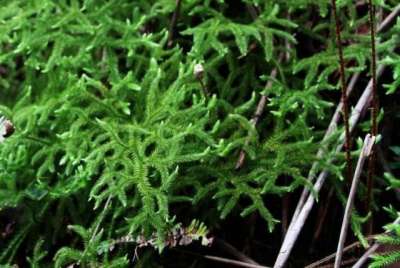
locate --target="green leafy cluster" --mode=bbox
[370,145,400,268]
[370,219,400,268]
[0,0,399,267]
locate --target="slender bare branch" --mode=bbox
[306,236,376,268]
[236,69,277,169]
[366,0,378,235]
[167,0,183,48]
[352,243,380,268]
[204,255,270,268]
[378,5,400,32]
[331,0,352,186]
[214,238,260,265]
[334,134,376,268]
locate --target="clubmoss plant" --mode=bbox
[0,0,399,267]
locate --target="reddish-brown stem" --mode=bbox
[282,195,289,238]
[366,0,378,235]
[331,0,352,182]
[167,0,182,48]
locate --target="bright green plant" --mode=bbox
[0,0,399,267]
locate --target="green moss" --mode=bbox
[0,0,399,267]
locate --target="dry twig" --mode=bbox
[306,236,376,268]
[334,134,375,268]
[204,255,270,268]
[214,238,260,265]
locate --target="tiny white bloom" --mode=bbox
[0,116,14,143]
[193,63,204,78]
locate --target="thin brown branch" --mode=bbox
[167,0,182,48]
[235,68,278,169]
[174,248,270,268]
[204,255,270,268]
[318,257,359,268]
[331,0,352,186]
[214,238,260,265]
[282,189,290,238]
[366,0,378,235]
[235,4,270,169]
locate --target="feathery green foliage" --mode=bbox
[0,0,399,267]
[370,220,400,268]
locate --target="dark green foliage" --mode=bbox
[0,0,399,267]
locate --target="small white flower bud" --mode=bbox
[0,117,14,143]
[193,63,204,79]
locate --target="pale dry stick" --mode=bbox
[204,255,270,268]
[352,243,380,268]
[290,3,400,222]
[320,258,359,268]
[274,65,385,268]
[378,4,400,32]
[305,236,376,268]
[214,238,260,265]
[352,217,400,268]
[235,68,278,169]
[334,134,376,268]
